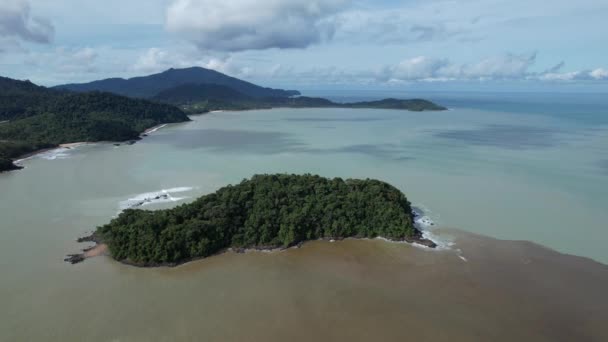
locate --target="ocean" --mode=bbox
[1,91,607,341]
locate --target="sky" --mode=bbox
[0,0,607,92]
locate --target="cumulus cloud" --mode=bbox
[539,68,608,81]
[589,68,608,80]
[166,0,350,52]
[132,47,251,77]
[377,53,538,82]
[0,0,54,49]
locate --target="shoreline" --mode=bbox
[59,142,90,148]
[7,122,174,172]
[142,124,168,135]
[65,228,438,267]
[12,146,61,165]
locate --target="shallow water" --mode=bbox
[1,92,607,340]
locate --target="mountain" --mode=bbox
[0,76,190,172]
[152,83,252,104]
[54,67,301,99]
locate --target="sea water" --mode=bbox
[1,91,607,341]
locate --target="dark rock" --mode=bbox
[77,233,100,244]
[64,254,85,264]
[416,238,438,248]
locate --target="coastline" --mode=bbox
[12,146,60,165]
[66,228,439,267]
[142,124,168,135]
[7,122,174,172]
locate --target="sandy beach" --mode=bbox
[84,244,108,258]
[143,124,168,135]
[59,142,90,148]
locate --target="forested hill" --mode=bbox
[0,76,190,172]
[55,67,301,99]
[94,174,436,267]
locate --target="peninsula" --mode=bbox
[71,174,436,266]
[0,76,190,172]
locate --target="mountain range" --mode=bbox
[55,67,300,99]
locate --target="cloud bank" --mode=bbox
[166,0,350,51]
[378,54,607,83]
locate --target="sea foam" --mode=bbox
[118,187,195,210]
[14,147,74,165]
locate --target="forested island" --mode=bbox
[73,174,436,267]
[0,76,190,172]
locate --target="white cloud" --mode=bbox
[376,53,537,82]
[379,56,449,82]
[165,0,350,52]
[131,48,242,76]
[590,68,608,80]
[131,48,170,73]
[458,53,536,79]
[539,68,608,82]
[0,0,54,48]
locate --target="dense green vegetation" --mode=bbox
[0,76,190,172]
[347,98,447,111]
[55,67,300,98]
[96,174,421,266]
[152,83,446,114]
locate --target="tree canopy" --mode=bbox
[97,174,419,266]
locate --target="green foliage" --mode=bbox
[348,98,447,111]
[0,76,190,171]
[0,141,56,172]
[0,92,189,144]
[97,174,417,265]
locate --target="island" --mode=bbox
[0,76,191,172]
[68,174,437,267]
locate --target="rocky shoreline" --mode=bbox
[65,228,437,267]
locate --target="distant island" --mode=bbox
[2,67,446,173]
[152,83,446,114]
[55,67,447,114]
[69,174,436,266]
[0,76,190,172]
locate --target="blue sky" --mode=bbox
[1,0,607,91]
